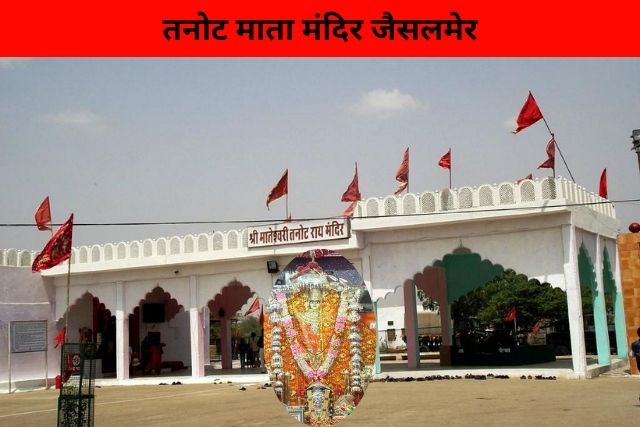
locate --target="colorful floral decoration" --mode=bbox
[265,250,376,426]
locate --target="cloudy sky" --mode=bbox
[1,59,639,251]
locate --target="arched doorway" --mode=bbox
[129,286,186,377]
[56,292,115,377]
[207,281,254,370]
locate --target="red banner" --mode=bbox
[0,1,638,56]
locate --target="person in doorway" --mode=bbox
[249,332,259,368]
[629,326,640,372]
[238,338,247,369]
[145,338,166,375]
[257,334,265,372]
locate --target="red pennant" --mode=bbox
[438,149,451,170]
[244,297,261,316]
[599,168,608,199]
[537,138,556,170]
[532,321,542,335]
[394,147,409,195]
[342,201,358,218]
[513,91,544,134]
[266,169,288,210]
[54,327,66,348]
[504,306,517,322]
[341,163,361,202]
[35,196,52,231]
[32,214,73,272]
[517,173,533,184]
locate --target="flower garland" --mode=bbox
[268,268,365,398]
[277,291,349,382]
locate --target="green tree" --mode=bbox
[452,269,568,331]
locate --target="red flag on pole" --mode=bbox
[54,327,66,348]
[598,168,608,199]
[438,149,451,170]
[342,201,358,218]
[513,91,544,134]
[394,147,409,195]
[504,306,517,322]
[266,169,288,210]
[341,163,361,202]
[244,297,261,316]
[532,321,542,335]
[537,138,556,170]
[517,173,533,184]
[35,196,52,231]
[32,214,73,272]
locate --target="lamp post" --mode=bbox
[632,129,640,173]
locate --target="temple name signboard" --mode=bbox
[248,219,350,248]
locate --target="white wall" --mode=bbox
[0,267,58,390]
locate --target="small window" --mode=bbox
[387,321,394,326]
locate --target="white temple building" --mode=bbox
[0,177,627,388]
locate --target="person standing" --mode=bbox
[238,338,247,369]
[629,327,640,372]
[249,332,259,368]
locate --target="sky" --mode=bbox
[1,59,639,251]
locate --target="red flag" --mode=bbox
[438,149,451,170]
[244,297,261,316]
[394,147,409,195]
[512,91,544,134]
[54,327,66,348]
[341,163,361,202]
[32,213,73,272]
[266,169,288,209]
[504,306,517,322]
[342,201,358,218]
[532,321,542,335]
[517,173,533,184]
[537,138,556,170]
[599,168,607,199]
[35,196,52,231]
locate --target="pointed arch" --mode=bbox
[207,280,255,317]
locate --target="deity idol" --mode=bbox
[264,250,376,426]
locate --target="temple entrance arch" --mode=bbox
[578,244,610,365]
[603,248,627,357]
[207,280,255,370]
[56,292,115,377]
[129,286,187,377]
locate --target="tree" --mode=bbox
[451,269,568,331]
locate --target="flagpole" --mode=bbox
[64,257,71,343]
[541,119,575,182]
[449,168,452,189]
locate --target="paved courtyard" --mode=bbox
[1,370,639,426]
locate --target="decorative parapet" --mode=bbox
[353,176,614,220]
[0,177,614,268]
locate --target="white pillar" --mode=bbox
[562,225,587,378]
[189,275,204,377]
[115,281,129,381]
[203,305,211,366]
